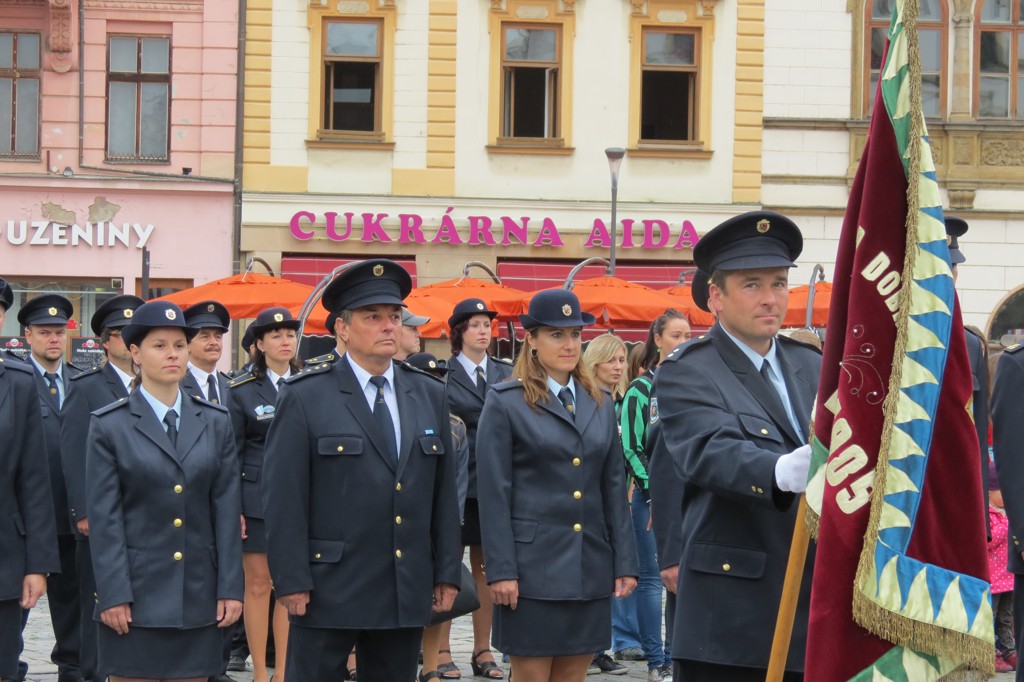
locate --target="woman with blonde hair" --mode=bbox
[477,290,637,682]
[582,333,628,401]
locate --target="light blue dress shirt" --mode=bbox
[454,352,488,383]
[346,354,402,455]
[138,385,184,433]
[546,374,577,409]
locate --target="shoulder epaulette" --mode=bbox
[288,361,333,381]
[93,396,129,416]
[190,394,229,412]
[1005,343,1024,354]
[492,378,523,392]
[66,361,85,373]
[228,371,257,388]
[661,335,713,363]
[965,326,984,341]
[396,360,444,383]
[778,334,824,355]
[492,356,514,366]
[0,357,33,373]
[70,366,103,381]
[305,352,337,366]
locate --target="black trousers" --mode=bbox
[47,533,81,676]
[286,624,420,682]
[1013,573,1024,682]
[0,599,21,679]
[673,659,803,682]
[75,537,103,682]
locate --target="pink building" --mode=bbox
[0,0,238,338]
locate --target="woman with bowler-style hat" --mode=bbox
[86,301,243,682]
[476,289,638,682]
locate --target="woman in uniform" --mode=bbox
[87,301,243,682]
[226,307,301,682]
[442,297,512,679]
[477,290,638,682]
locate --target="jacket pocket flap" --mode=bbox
[12,512,25,536]
[419,435,446,455]
[738,413,783,444]
[240,464,260,482]
[511,518,537,543]
[687,543,766,579]
[317,436,363,456]
[309,539,345,563]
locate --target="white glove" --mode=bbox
[774,444,812,493]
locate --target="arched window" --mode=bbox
[977,0,1024,118]
[866,0,945,117]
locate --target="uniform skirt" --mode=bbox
[492,596,610,657]
[461,498,483,546]
[97,621,223,678]
[242,515,268,553]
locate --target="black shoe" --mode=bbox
[226,654,249,672]
[590,653,628,675]
[208,675,237,682]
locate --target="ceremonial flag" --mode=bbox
[802,0,994,678]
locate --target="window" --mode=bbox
[978,0,1024,118]
[0,32,41,159]
[866,0,944,117]
[640,29,698,143]
[500,25,561,141]
[106,36,170,162]
[322,19,383,136]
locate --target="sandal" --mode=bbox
[437,649,462,680]
[345,664,357,680]
[471,649,505,679]
[420,672,444,682]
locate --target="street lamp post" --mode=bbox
[604,147,626,276]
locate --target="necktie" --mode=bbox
[164,410,179,449]
[206,374,219,404]
[44,372,61,407]
[475,365,486,396]
[558,387,575,420]
[369,376,398,460]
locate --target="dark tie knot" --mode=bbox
[369,375,388,396]
[558,387,575,415]
[164,409,179,447]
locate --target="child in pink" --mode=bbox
[989,460,1017,672]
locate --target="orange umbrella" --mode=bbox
[784,281,832,328]
[155,273,314,320]
[659,285,718,327]
[302,295,452,339]
[551,276,684,329]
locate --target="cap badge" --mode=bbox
[373,264,385,277]
[756,219,771,234]
[476,302,484,310]
[123,309,133,318]
[562,304,572,317]
[273,313,284,322]
[48,307,58,316]
[428,361,437,368]
[207,304,215,313]
[165,309,177,321]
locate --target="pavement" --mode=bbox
[18,593,1014,681]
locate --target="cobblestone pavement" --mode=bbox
[19,594,1012,681]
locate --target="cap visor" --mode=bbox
[346,293,408,310]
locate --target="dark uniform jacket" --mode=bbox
[31,360,83,535]
[476,381,637,600]
[992,345,1024,573]
[86,391,243,628]
[653,324,820,671]
[226,371,279,519]
[181,367,230,406]
[0,357,59,600]
[965,328,990,532]
[261,356,462,629]
[61,363,130,524]
[446,355,513,499]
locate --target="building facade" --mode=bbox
[0,0,238,340]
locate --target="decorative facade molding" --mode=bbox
[83,0,202,11]
[0,0,46,6]
[491,0,504,9]
[630,0,645,14]
[947,188,976,209]
[48,0,72,74]
[982,139,1024,166]
[561,0,574,12]
[700,0,716,16]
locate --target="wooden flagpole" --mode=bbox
[765,495,811,682]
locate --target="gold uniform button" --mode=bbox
[241,472,246,478]
[751,485,757,492]
[173,519,182,528]
[432,445,437,451]
[573,523,582,532]
[722,563,731,572]
[573,491,582,500]
[314,553,321,559]
[395,516,402,525]
[572,458,581,467]
[757,487,764,494]
[396,482,402,491]
[173,552,183,561]
[395,550,403,558]
[337,445,344,453]
[760,428,768,435]
[173,484,183,494]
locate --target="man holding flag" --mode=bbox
[651,210,821,681]
[802,0,993,679]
